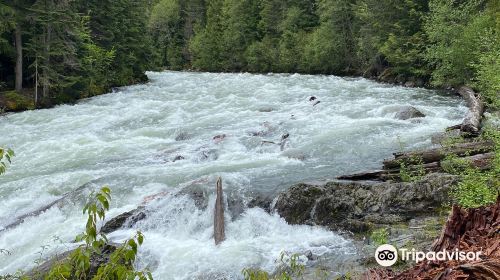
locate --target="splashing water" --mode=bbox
[0,72,466,278]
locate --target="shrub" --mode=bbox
[2,91,34,111]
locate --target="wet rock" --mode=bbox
[394,106,425,120]
[304,250,317,261]
[179,183,210,210]
[175,132,192,141]
[404,81,415,88]
[258,107,274,112]
[247,194,274,212]
[212,134,226,144]
[101,207,146,234]
[198,148,219,161]
[275,173,459,233]
[28,243,118,280]
[173,155,185,162]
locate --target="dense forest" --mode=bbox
[0,0,498,110]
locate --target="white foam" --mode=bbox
[0,71,466,277]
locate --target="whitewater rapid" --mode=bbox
[0,72,466,278]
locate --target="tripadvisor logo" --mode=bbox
[374,244,398,267]
[375,244,482,267]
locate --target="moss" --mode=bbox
[1,91,35,111]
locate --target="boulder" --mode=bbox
[394,106,425,120]
[275,173,459,233]
[101,207,146,234]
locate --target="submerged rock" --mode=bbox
[394,106,425,120]
[275,173,459,233]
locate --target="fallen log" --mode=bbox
[458,86,484,134]
[0,182,91,233]
[338,153,493,181]
[383,140,494,169]
[214,177,225,245]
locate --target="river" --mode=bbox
[0,71,466,278]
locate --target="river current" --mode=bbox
[0,71,466,278]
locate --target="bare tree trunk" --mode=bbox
[214,177,225,245]
[14,23,23,92]
[42,24,52,100]
[458,86,484,134]
[35,58,38,107]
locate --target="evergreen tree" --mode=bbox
[190,0,225,71]
[303,0,356,74]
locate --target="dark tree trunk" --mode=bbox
[14,23,23,92]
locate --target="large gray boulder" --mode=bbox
[275,173,459,233]
[395,106,425,120]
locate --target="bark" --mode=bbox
[214,177,225,245]
[383,140,494,169]
[458,86,484,134]
[14,23,23,92]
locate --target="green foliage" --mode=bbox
[0,147,14,175]
[44,187,152,280]
[398,155,426,182]
[149,0,183,68]
[441,154,471,175]
[1,0,153,108]
[1,91,34,111]
[451,129,500,208]
[452,168,498,208]
[396,136,426,182]
[424,0,497,87]
[471,0,500,109]
[370,228,389,246]
[242,252,305,280]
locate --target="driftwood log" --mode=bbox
[214,177,225,245]
[383,140,494,169]
[0,182,91,233]
[458,86,484,134]
[338,153,493,181]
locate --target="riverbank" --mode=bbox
[272,86,499,278]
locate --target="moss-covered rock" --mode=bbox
[275,173,460,233]
[0,91,35,112]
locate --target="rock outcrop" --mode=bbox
[275,173,459,233]
[394,106,425,120]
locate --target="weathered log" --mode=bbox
[384,140,494,169]
[458,86,484,134]
[339,153,493,181]
[214,177,225,245]
[0,182,91,233]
